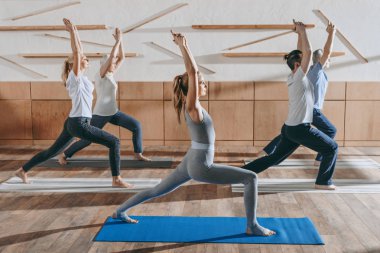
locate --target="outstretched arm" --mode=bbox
[63,18,82,76]
[171,31,203,123]
[100,28,122,78]
[114,34,125,72]
[294,21,312,74]
[320,22,336,68]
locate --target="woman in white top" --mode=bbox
[0,19,130,188]
[59,28,149,164]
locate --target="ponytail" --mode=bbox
[61,56,73,85]
[173,72,188,123]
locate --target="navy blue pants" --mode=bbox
[264,108,337,161]
[243,123,338,185]
[64,111,143,158]
[22,117,121,176]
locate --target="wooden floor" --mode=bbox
[0,145,379,253]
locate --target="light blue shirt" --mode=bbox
[307,62,328,110]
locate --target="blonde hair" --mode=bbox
[61,56,74,85]
[173,72,189,123]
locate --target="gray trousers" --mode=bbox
[117,148,259,228]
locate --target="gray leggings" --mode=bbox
[117,148,259,228]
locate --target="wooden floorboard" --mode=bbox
[0,146,379,252]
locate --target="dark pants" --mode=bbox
[243,123,338,185]
[22,117,121,176]
[264,108,337,161]
[64,111,142,158]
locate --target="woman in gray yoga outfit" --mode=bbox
[112,31,275,236]
[58,27,150,164]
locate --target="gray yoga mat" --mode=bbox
[0,177,162,193]
[244,158,380,169]
[39,156,172,168]
[232,179,380,194]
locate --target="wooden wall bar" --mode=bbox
[0,81,379,146]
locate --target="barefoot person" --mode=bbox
[59,27,150,165]
[112,31,275,236]
[0,19,130,188]
[260,22,338,167]
[243,21,338,190]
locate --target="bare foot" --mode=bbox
[58,153,67,165]
[257,151,268,158]
[134,153,151,162]
[315,184,336,190]
[15,168,30,184]
[112,176,133,188]
[112,212,139,223]
[246,224,276,236]
[313,160,321,167]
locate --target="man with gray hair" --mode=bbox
[260,22,337,167]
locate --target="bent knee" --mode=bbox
[133,121,142,133]
[244,171,258,184]
[109,136,120,148]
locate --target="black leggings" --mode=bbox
[22,117,120,176]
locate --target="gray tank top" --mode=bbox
[185,108,215,145]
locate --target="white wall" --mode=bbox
[0,0,379,81]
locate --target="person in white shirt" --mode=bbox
[0,19,130,188]
[243,21,338,190]
[58,27,150,165]
[261,22,337,167]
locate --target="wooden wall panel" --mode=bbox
[0,82,30,100]
[255,82,288,100]
[31,82,69,100]
[164,140,191,146]
[344,141,380,147]
[345,101,380,140]
[120,139,164,147]
[119,101,164,140]
[209,81,254,100]
[321,101,345,141]
[164,101,208,141]
[31,102,69,141]
[0,100,32,139]
[215,141,253,146]
[346,82,380,100]
[119,82,163,100]
[254,101,288,141]
[32,101,71,139]
[163,81,209,101]
[325,82,346,100]
[209,101,253,140]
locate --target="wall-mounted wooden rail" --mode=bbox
[313,10,368,63]
[192,24,315,30]
[20,53,138,58]
[223,52,345,57]
[150,42,216,74]
[0,25,108,31]
[224,31,294,51]
[0,56,47,78]
[43,34,113,48]
[123,3,188,33]
[9,1,81,21]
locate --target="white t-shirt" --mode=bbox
[92,72,118,116]
[285,68,314,126]
[66,70,94,118]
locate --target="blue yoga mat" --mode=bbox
[94,216,324,245]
